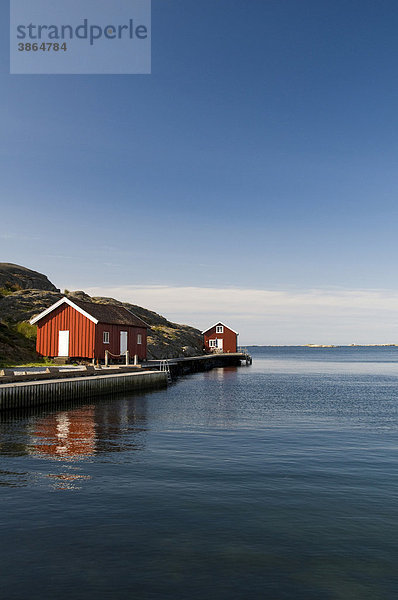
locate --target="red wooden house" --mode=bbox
[30,297,149,362]
[202,322,239,353]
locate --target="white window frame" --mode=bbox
[216,325,224,334]
[103,331,110,344]
[209,339,217,348]
[137,334,142,345]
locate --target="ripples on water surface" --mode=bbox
[0,347,397,599]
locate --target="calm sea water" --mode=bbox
[1,347,397,600]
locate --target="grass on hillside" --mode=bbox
[0,283,23,297]
[0,288,13,297]
[0,321,39,366]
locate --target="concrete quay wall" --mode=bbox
[0,370,167,411]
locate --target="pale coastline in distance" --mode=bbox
[247,344,398,348]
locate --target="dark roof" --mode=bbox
[71,299,149,328]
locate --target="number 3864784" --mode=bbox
[18,42,67,51]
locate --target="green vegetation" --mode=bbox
[0,287,13,297]
[0,321,39,366]
[0,283,22,296]
[14,321,37,340]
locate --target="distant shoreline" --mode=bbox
[245,344,398,348]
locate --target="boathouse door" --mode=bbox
[58,330,70,357]
[120,331,128,355]
[217,338,223,351]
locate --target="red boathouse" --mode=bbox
[202,322,239,353]
[30,297,148,361]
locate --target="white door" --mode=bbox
[58,330,70,357]
[120,331,128,355]
[217,338,223,351]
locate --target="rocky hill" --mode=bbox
[0,264,203,364]
[0,263,59,292]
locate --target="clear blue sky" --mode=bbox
[2,0,398,343]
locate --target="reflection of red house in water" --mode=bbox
[202,322,239,353]
[30,297,148,362]
[32,408,96,460]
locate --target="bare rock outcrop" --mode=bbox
[0,263,59,292]
[0,290,62,323]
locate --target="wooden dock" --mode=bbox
[0,353,252,411]
[144,352,252,377]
